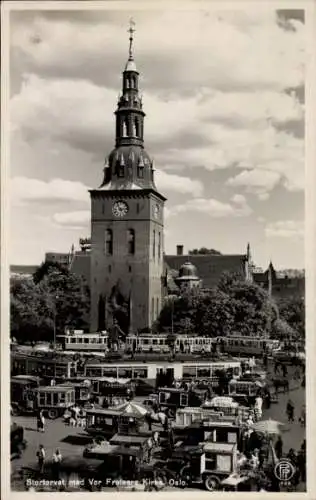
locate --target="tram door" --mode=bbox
[156,368,174,388]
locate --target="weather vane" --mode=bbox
[128,18,136,59]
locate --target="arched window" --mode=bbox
[122,121,127,137]
[126,78,130,89]
[127,229,135,255]
[125,117,129,136]
[132,119,137,137]
[135,117,140,137]
[105,229,113,255]
[153,230,156,259]
[158,232,161,260]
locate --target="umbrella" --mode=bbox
[115,401,148,417]
[252,418,284,435]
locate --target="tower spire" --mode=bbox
[128,18,135,60]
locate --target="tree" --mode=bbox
[189,247,222,255]
[33,260,68,284]
[276,296,305,338]
[11,264,90,343]
[157,272,278,337]
[10,277,53,342]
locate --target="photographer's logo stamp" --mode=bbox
[274,459,296,485]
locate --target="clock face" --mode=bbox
[152,203,160,219]
[112,201,129,218]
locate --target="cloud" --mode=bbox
[10,10,305,93]
[53,210,90,229]
[265,220,304,238]
[11,176,90,206]
[171,197,252,218]
[11,75,304,197]
[11,170,202,209]
[230,194,247,205]
[227,169,282,198]
[10,10,305,200]
[155,170,203,197]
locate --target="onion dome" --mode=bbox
[178,261,198,279]
[174,261,201,289]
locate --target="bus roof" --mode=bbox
[37,385,75,392]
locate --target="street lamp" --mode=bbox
[53,294,59,349]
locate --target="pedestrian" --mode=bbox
[258,447,265,468]
[52,449,62,480]
[146,412,152,431]
[37,410,45,433]
[275,435,283,460]
[265,390,271,409]
[287,448,297,466]
[36,444,45,474]
[286,400,295,423]
[282,364,288,378]
[299,405,306,427]
[153,431,160,447]
[297,448,306,483]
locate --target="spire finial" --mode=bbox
[128,18,135,59]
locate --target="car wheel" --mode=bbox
[47,409,58,419]
[204,475,220,491]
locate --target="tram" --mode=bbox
[217,336,280,357]
[57,330,110,352]
[11,351,78,380]
[125,334,215,354]
[83,360,241,386]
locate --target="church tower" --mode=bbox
[90,21,166,334]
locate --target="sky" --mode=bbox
[9,6,305,269]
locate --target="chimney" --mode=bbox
[176,245,184,256]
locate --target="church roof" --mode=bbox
[69,252,90,284]
[125,58,137,72]
[164,254,247,289]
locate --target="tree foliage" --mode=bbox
[276,296,305,338]
[156,273,278,337]
[11,263,90,342]
[189,247,222,255]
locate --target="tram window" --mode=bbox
[183,366,197,377]
[143,339,149,345]
[86,367,102,377]
[39,394,45,406]
[233,367,240,376]
[77,337,83,344]
[180,394,188,406]
[205,453,217,470]
[102,368,118,378]
[53,392,59,405]
[118,368,133,378]
[84,338,89,344]
[197,367,210,378]
[152,339,158,345]
[70,337,76,343]
[133,368,148,378]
